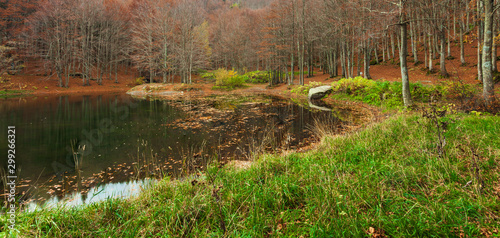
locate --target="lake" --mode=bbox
[0,93,351,210]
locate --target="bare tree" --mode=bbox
[398,0,412,106]
[172,0,209,84]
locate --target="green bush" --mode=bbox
[213,69,246,89]
[244,71,270,84]
[290,81,325,95]
[330,77,436,108]
[134,77,145,85]
[204,70,270,84]
[200,72,216,79]
[226,75,247,88]
[438,81,478,100]
[332,76,376,95]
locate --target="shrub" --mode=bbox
[134,77,145,85]
[244,71,270,84]
[327,77,485,109]
[439,81,477,100]
[227,75,247,87]
[213,69,246,89]
[291,81,325,95]
[332,77,376,95]
[200,72,215,79]
[330,77,433,107]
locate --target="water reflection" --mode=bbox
[26,179,156,212]
[0,93,350,210]
[308,99,333,111]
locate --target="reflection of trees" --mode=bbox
[1,95,349,196]
[210,97,343,160]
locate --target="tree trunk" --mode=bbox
[460,25,466,65]
[493,39,497,72]
[308,42,314,77]
[299,0,305,85]
[114,62,118,84]
[429,35,433,71]
[333,49,338,76]
[357,49,362,76]
[478,0,484,82]
[434,34,439,59]
[386,34,391,60]
[383,37,386,62]
[307,54,311,78]
[364,48,372,79]
[447,25,451,57]
[492,19,497,72]
[363,40,372,79]
[424,33,428,68]
[410,22,418,64]
[400,7,412,107]
[347,43,352,78]
[290,51,294,85]
[65,61,71,88]
[341,45,346,78]
[326,51,331,76]
[350,40,355,77]
[391,32,396,59]
[482,0,495,103]
[440,30,448,77]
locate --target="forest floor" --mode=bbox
[0,40,491,97]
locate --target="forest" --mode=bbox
[2,1,500,237]
[0,0,499,103]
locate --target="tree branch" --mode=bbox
[493,3,500,14]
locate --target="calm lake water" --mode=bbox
[0,93,349,210]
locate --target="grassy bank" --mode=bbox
[0,90,32,98]
[292,77,498,113]
[2,111,499,237]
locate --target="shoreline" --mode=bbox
[4,112,498,237]
[1,77,499,236]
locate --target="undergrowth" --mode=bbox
[203,69,270,88]
[290,81,325,95]
[292,77,494,112]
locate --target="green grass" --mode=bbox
[293,77,483,111]
[2,112,499,237]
